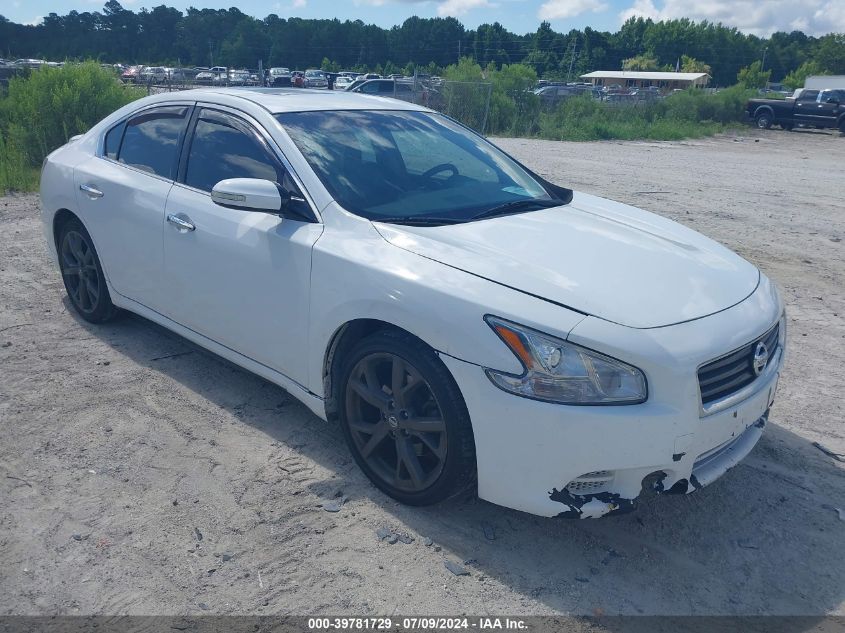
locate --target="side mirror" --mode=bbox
[211,178,285,213]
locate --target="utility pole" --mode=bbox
[760,46,768,89]
[458,39,461,63]
[209,40,214,68]
[567,36,578,82]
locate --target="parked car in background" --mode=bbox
[228,69,251,86]
[269,67,292,87]
[139,66,168,83]
[196,66,227,84]
[348,78,417,102]
[303,69,328,88]
[41,88,785,519]
[14,59,48,68]
[165,67,187,81]
[121,65,142,83]
[334,75,353,90]
[747,88,845,132]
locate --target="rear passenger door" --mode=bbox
[161,106,323,385]
[814,90,843,126]
[794,90,820,125]
[73,104,191,311]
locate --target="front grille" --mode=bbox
[698,323,779,405]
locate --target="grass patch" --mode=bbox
[535,86,755,142]
[0,61,145,192]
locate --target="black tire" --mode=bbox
[755,111,773,129]
[57,218,118,323]
[839,120,845,135]
[336,329,476,505]
[781,122,793,131]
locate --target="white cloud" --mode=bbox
[539,0,608,21]
[26,15,43,26]
[437,0,493,16]
[273,0,307,10]
[618,0,845,36]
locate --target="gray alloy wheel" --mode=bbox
[755,111,773,129]
[57,218,117,323]
[61,229,101,315]
[344,351,447,493]
[336,329,476,506]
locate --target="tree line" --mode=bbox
[1,1,843,86]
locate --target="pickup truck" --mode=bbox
[746,89,845,133]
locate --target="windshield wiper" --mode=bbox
[469,198,562,222]
[371,216,465,227]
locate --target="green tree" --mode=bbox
[737,60,771,89]
[680,54,711,75]
[622,54,659,70]
[782,60,826,90]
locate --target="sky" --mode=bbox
[4,0,845,37]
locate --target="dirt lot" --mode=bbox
[1,127,844,618]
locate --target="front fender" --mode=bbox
[306,209,586,397]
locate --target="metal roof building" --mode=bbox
[580,71,710,89]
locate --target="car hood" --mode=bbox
[373,192,759,329]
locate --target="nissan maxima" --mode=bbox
[40,88,785,518]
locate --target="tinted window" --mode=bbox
[104,120,126,160]
[798,90,819,102]
[184,111,283,193]
[277,110,550,222]
[118,106,188,179]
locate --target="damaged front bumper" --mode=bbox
[550,412,768,519]
[439,332,780,519]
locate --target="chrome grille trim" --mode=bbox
[698,322,779,406]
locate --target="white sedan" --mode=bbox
[40,89,785,518]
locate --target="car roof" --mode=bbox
[144,87,430,114]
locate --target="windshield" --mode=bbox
[276,110,555,224]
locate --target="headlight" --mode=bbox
[484,316,647,405]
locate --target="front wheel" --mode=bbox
[337,330,476,505]
[755,111,773,129]
[58,218,118,323]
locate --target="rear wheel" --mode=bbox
[337,330,476,505]
[58,218,117,323]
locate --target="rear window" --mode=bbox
[117,106,188,179]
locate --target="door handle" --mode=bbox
[79,183,104,198]
[166,213,196,232]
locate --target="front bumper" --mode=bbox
[442,351,779,518]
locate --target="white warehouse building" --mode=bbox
[580,71,710,90]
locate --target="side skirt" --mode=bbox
[110,288,327,421]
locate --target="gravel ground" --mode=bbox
[1,127,844,618]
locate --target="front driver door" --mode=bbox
[161,106,322,387]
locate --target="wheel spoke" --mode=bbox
[396,437,425,488]
[358,421,390,458]
[84,276,99,303]
[76,280,89,310]
[411,430,446,460]
[69,233,85,261]
[350,379,391,409]
[62,266,82,277]
[391,357,407,407]
[403,416,445,432]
